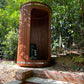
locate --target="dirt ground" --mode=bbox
[0,55,84,84]
[0,61,19,84]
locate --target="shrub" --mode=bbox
[2,29,18,60]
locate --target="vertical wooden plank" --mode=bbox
[17,2,51,67]
[47,11,51,62]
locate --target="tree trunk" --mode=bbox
[59,33,62,53]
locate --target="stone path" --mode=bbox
[26,77,73,84]
[6,77,72,84]
[0,62,84,84]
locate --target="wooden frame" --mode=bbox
[17,2,51,67]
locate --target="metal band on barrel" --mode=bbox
[17,61,48,64]
[21,3,50,11]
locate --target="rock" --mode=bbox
[0,67,19,84]
[15,69,32,81]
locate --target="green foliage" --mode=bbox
[51,39,59,52]
[72,56,84,63]
[2,30,18,60]
[71,65,80,71]
[51,0,84,49]
[0,0,84,61]
[0,0,7,9]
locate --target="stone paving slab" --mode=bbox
[2,64,84,84]
[6,81,22,84]
[6,77,73,84]
[13,65,84,84]
[6,80,39,84]
[26,77,73,84]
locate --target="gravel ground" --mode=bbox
[0,57,84,84]
[0,61,19,84]
[0,61,72,84]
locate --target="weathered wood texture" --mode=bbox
[17,2,51,67]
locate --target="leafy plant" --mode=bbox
[2,29,18,60]
[72,56,84,63]
[0,0,84,61]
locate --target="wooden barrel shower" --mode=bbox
[17,2,51,67]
